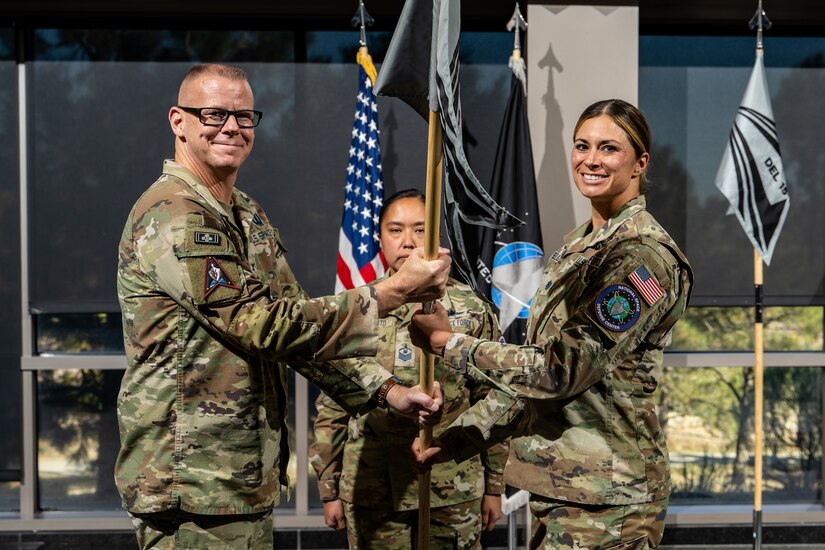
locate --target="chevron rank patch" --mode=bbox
[628,265,665,306]
[204,256,238,298]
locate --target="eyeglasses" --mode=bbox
[177,106,263,128]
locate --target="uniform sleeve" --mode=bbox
[467,300,510,493]
[289,359,387,416]
[129,205,380,365]
[309,392,350,502]
[439,387,526,466]
[444,241,686,401]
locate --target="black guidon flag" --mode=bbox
[473,56,544,344]
[375,0,523,290]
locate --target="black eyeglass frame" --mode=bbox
[176,106,263,128]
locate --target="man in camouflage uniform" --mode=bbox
[116,64,450,549]
[310,190,513,549]
[409,100,693,549]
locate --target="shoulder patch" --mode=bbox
[595,284,641,332]
[204,256,239,298]
[628,265,665,306]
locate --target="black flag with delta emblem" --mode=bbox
[375,0,522,290]
[474,57,544,344]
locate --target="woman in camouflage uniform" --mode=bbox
[311,189,513,549]
[410,100,693,550]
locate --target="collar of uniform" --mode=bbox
[563,196,646,254]
[162,159,241,232]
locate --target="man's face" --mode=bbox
[170,75,255,179]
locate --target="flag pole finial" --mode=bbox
[351,0,375,49]
[506,3,527,58]
[748,0,772,51]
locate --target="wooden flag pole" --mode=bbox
[417,109,443,549]
[753,248,764,550]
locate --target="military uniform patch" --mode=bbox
[628,265,665,305]
[194,231,221,245]
[398,343,413,363]
[595,284,641,331]
[204,256,238,298]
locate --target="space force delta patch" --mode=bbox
[204,256,238,298]
[595,284,641,332]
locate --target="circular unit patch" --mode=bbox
[595,284,641,332]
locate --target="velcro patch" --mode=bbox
[397,343,414,363]
[194,231,221,245]
[628,265,664,306]
[594,284,641,332]
[204,256,238,298]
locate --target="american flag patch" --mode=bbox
[628,265,665,306]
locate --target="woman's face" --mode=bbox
[379,197,425,272]
[570,114,648,211]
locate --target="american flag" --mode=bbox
[335,50,387,292]
[628,265,665,306]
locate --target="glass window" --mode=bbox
[0,26,21,512]
[37,369,122,511]
[640,36,825,305]
[36,314,124,355]
[28,29,511,311]
[663,366,822,505]
[33,29,295,62]
[670,306,824,352]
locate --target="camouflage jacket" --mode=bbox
[310,278,511,510]
[439,196,693,505]
[116,160,393,515]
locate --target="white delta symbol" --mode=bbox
[491,242,545,332]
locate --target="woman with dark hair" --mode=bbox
[409,99,693,549]
[311,189,511,549]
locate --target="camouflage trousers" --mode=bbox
[528,496,668,550]
[343,497,482,549]
[129,508,272,549]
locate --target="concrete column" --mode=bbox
[526,3,639,248]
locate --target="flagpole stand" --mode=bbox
[417,109,443,550]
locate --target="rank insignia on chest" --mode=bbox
[628,265,665,305]
[595,284,641,331]
[550,250,562,263]
[398,343,413,363]
[204,256,238,298]
[252,213,264,226]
